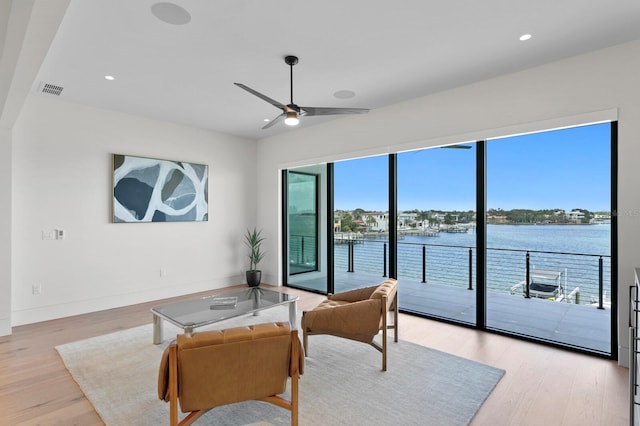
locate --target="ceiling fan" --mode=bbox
[234,55,369,129]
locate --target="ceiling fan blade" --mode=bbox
[300,106,369,116]
[262,113,285,129]
[234,83,286,110]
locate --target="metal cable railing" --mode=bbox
[334,238,611,306]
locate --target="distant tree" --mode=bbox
[444,213,455,225]
[505,209,535,223]
[457,210,475,222]
[352,208,365,221]
[341,213,354,231]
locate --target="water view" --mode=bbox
[334,224,611,306]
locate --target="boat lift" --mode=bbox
[510,268,579,303]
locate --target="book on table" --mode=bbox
[209,296,238,309]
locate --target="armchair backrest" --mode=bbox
[369,279,398,312]
[158,322,302,414]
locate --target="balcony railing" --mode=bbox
[289,234,318,274]
[335,237,611,307]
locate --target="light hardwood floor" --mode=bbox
[0,285,629,426]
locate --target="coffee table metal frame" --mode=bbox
[150,287,298,344]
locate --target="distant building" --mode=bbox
[417,219,430,229]
[431,212,459,223]
[567,210,585,223]
[591,213,611,224]
[593,213,611,220]
[487,214,508,224]
[398,212,417,228]
[361,212,389,232]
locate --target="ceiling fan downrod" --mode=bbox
[284,55,298,106]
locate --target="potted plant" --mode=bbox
[244,227,265,287]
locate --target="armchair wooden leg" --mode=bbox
[301,312,309,356]
[169,345,179,426]
[302,329,308,356]
[394,293,399,342]
[291,372,299,426]
[382,318,388,371]
[291,329,300,426]
[382,294,388,372]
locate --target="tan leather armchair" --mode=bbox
[158,322,303,426]
[301,278,398,371]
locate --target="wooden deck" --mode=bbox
[288,271,612,355]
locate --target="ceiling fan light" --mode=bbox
[284,111,299,126]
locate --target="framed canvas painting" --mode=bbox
[112,154,208,223]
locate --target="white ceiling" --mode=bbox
[31,0,640,140]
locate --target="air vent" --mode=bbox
[40,82,64,96]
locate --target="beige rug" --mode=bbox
[56,307,504,425]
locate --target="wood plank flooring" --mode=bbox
[0,285,629,425]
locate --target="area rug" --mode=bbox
[55,308,504,425]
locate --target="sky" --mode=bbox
[334,122,612,212]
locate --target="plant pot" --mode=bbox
[246,270,262,287]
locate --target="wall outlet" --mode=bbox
[160,268,167,277]
[32,284,42,295]
[42,230,55,240]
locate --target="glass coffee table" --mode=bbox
[150,287,298,344]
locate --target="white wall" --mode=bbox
[11,95,257,325]
[0,128,11,335]
[256,40,640,366]
[0,0,71,335]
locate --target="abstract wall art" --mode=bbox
[112,154,208,223]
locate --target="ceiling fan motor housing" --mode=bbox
[284,55,299,66]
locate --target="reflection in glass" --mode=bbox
[288,172,318,274]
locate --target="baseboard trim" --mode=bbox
[12,276,242,326]
[0,317,11,336]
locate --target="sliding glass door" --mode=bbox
[485,123,613,354]
[333,155,389,294]
[283,166,325,292]
[397,144,477,325]
[282,121,616,357]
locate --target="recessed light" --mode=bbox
[105,75,115,81]
[151,2,191,25]
[519,34,532,41]
[334,90,356,99]
[263,118,270,122]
